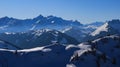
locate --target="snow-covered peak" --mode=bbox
[91,19,120,37]
[91,23,109,36]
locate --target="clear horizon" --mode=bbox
[0,0,120,24]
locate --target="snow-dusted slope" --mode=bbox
[0,44,80,67]
[62,22,104,42]
[91,20,120,37]
[68,35,120,67]
[91,22,109,36]
[0,29,79,49]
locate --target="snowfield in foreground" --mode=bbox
[0,44,80,67]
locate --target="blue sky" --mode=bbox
[0,0,120,24]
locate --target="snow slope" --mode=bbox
[91,20,120,37]
[0,44,80,67]
[62,22,104,42]
[68,35,120,67]
[82,19,120,42]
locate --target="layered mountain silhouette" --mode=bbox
[0,29,79,49]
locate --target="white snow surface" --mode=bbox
[0,44,80,67]
[91,20,120,37]
[91,23,108,36]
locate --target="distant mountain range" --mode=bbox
[0,15,82,32]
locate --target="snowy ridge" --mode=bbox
[0,44,80,67]
[68,35,120,67]
[62,21,104,42]
[91,19,120,37]
[91,23,108,36]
